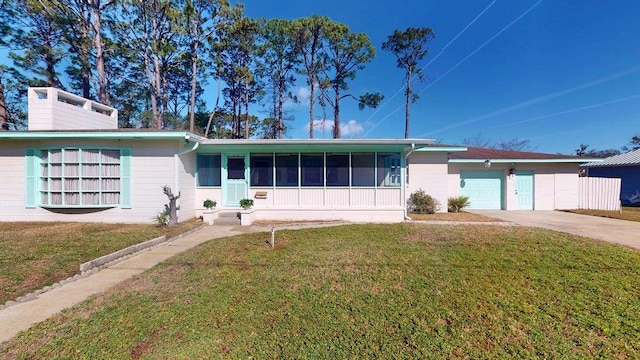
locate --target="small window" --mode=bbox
[250,154,273,186]
[326,153,349,186]
[227,156,246,180]
[301,153,324,187]
[197,154,221,186]
[275,154,298,187]
[378,153,401,187]
[352,153,375,187]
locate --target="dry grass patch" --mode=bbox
[409,211,502,222]
[565,206,640,222]
[0,219,202,304]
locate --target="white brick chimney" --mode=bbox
[27,88,118,130]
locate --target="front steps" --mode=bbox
[214,211,241,225]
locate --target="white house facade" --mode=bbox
[0,88,598,224]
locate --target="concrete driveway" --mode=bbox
[469,210,640,250]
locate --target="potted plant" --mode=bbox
[203,198,217,210]
[239,198,254,210]
[238,198,255,226]
[202,198,218,225]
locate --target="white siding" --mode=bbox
[176,150,197,222]
[406,152,449,213]
[0,138,193,224]
[195,187,223,216]
[553,171,580,209]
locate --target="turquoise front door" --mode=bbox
[515,170,534,210]
[223,154,248,206]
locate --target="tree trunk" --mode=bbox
[309,77,315,138]
[189,22,199,133]
[333,89,340,138]
[45,37,57,88]
[0,77,8,130]
[163,186,180,226]
[91,0,109,105]
[278,75,284,139]
[405,66,411,139]
[143,50,161,129]
[244,81,249,139]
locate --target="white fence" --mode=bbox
[578,177,621,211]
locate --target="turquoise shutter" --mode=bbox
[25,148,38,208]
[120,148,132,208]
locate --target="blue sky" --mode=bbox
[235,0,640,154]
[2,1,638,154]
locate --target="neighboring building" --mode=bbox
[0,88,601,224]
[582,149,640,206]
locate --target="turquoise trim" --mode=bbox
[25,148,38,208]
[198,144,408,154]
[414,146,467,152]
[449,158,596,164]
[120,148,132,208]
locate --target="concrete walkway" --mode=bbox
[469,210,640,250]
[0,222,348,343]
[0,224,259,343]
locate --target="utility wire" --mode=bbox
[361,0,496,136]
[487,93,640,129]
[415,0,544,96]
[423,65,640,137]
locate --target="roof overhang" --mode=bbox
[449,158,603,164]
[0,131,193,141]
[415,146,468,153]
[198,138,436,146]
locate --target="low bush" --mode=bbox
[448,195,470,212]
[407,189,440,214]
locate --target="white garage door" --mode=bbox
[459,170,504,209]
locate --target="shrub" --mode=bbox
[153,208,169,226]
[448,195,471,213]
[239,198,254,209]
[203,199,217,209]
[407,189,440,214]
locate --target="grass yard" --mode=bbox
[2,223,639,358]
[0,220,203,304]
[565,206,640,222]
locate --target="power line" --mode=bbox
[362,0,496,137]
[416,0,544,96]
[422,65,640,137]
[487,93,640,130]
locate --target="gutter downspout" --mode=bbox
[174,135,200,220]
[404,143,416,221]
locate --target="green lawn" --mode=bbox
[0,220,203,304]
[2,223,639,358]
[565,206,640,222]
